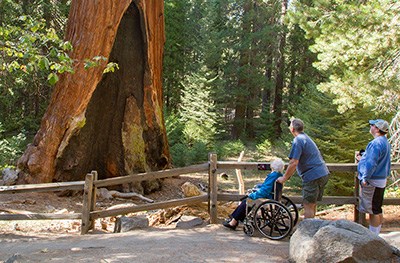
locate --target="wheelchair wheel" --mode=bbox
[243,221,255,236]
[281,195,299,226]
[254,200,293,240]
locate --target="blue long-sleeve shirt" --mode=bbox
[358,136,391,182]
[248,171,282,200]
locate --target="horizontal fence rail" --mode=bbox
[94,163,209,188]
[0,181,85,194]
[0,213,81,220]
[91,195,208,220]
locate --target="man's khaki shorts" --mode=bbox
[302,175,329,204]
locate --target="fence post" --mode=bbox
[209,153,218,224]
[89,170,98,230]
[354,151,367,226]
[81,172,94,235]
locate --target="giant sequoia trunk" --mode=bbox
[17,0,170,193]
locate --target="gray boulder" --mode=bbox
[290,219,400,263]
[5,253,24,263]
[176,216,204,229]
[114,215,149,233]
[1,168,18,186]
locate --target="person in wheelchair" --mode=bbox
[223,158,285,230]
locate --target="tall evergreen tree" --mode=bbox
[163,0,190,112]
[180,71,217,145]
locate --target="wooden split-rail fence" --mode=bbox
[1,153,400,234]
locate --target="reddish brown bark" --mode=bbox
[18,0,170,189]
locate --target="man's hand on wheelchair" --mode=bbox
[276,176,286,184]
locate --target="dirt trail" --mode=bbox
[2,225,400,263]
[1,225,290,263]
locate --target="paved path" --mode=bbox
[0,225,290,263]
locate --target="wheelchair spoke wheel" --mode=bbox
[281,196,299,226]
[254,200,293,240]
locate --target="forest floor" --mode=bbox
[1,173,400,262]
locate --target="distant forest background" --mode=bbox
[1,0,399,196]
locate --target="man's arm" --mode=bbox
[276,159,299,184]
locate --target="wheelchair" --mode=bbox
[242,182,299,240]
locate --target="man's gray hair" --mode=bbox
[270,158,284,172]
[291,118,304,132]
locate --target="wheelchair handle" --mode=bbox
[274,181,283,201]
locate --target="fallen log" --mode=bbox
[97,188,154,203]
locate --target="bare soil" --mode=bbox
[1,174,400,262]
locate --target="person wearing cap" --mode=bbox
[357,119,391,234]
[277,118,329,219]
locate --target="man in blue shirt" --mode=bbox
[277,118,329,218]
[357,119,391,234]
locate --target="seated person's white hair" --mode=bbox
[270,158,284,172]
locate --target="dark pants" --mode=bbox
[231,200,248,222]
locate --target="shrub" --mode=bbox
[214,140,245,159]
[0,129,26,168]
[169,143,189,167]
[255,139,272,159]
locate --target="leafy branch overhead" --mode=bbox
[290,0,400,113]
[0,16,119,88]
[0,16,74,86]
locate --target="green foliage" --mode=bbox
[169,141,209,167]
[163,0,208,112]
[165,113,185,146]
[0,16,74,85]
[291,0,400,113]
[169,143,188,167]
[255,139,272,159]
[324,172,355,196]
[166,69,218,166]
[103,62,119,74]
[180,72,217,145]
[0,15,74,138]
[214,140,245,159]
[0,123,27,168]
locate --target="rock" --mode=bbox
[97,188,113,200]
[5,253,23,263]
[114,215,149,233]
[176,216,204,229]
[55,208,69,214]
[45,205,56,213]
[1,168,18,186]
[290,219,400,263]
[181,182,201,197]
